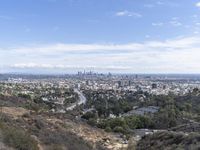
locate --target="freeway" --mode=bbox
[66,88,86,111]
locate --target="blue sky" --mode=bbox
[1,0,200,73]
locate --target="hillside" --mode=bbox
[136,131,200,150]
[0,95,128,150]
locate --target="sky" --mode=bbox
[1,0,200,74]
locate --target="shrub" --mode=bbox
[34,117,46,129]
[2,126,39,150]
[105,126,112,132]
[87,118,97,126]
[81,111,96,120]
[113,126,126,134]
[108,118,126,129]
[22,112,31,118]
[38,129,92,150]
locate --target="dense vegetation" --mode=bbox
[0,121,39,150]
[83,90,146,117]
[137,131,200,150]
[82,89,200,136]
[97,115,153,134]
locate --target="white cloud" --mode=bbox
[169,18,182,27]
[10,43,143,54]
[2,36,200,73]
[196,22,200,26]
[196,2,200,7]
[169,20,182,26]
[152,18,182,28]
[156,1,179,7]
[145,35,150,38]
[115,10,142,18]
[10,63,131,70]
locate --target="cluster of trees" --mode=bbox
[82,111,153,134]
[83,90,138,118]
[140,89,200,128]
[17,93,32,99]
[98,115,153,134]
[82,88,200,134]
[64,93,79,107]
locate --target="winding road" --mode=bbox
[66,88,87,111]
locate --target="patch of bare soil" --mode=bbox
[47,117,128,150]
[1,107,29,119]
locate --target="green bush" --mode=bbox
[17,93,31,99]
[87,118,97,126]
[105,126,112,132]
[125,115,153,129]
[108,118,126,129]
[2,126,39,150]
[113,126,126,133]
[81,111,96,120]
[97,115,153,134]
[38,129,92,150]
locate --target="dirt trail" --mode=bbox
[47,117,128,150]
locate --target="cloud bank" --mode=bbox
[1,36,200,73]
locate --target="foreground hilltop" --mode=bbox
[0,95,128,150]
